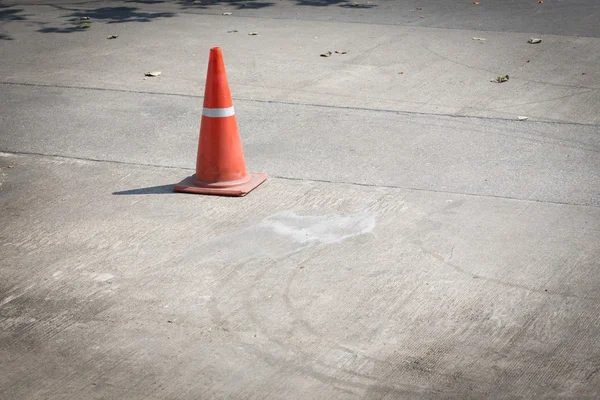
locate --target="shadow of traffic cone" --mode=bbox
[174,47,267,196]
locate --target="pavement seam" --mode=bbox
[2,81,599,128]
[2,150,598,209]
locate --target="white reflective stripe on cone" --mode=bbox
[202,106,235,118]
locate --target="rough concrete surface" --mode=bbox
[1,0,600,399]
[1,154,599,399]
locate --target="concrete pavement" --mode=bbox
[2,153,599,398]
[2,3,600,124]
[1,1,599,399]
[1,83,599,206]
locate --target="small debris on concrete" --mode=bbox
[77,22,92,28]
[227,30,238,33]
[222,12,232,15]
[80,16,90,20]
[167,320,173,323]
[144,71,161,77]
[416,7,422,10]
[491,74,509,83]
[517,116,529,121]
[7,165,15,168]
[420,15,424,18]
[473,1,479,4]
[320,51,332,57]
[528,38,542,44]
[398,71,404,74]
[248,32,258,35]
[335,50,348,54]
[107,35,119,39]
[472,37,487,41]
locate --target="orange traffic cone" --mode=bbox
[174,47,267,196]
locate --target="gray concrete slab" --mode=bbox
[1,0,600,398]
[1,83,599,206]
[1,153,599,399]
[5,0,600,37]
[1,7,599,124]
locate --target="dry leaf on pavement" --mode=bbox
[144,71,161,77]
[491,74,509,83]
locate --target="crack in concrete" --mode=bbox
[1,150,598,209]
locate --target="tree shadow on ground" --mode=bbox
[1,0,376,37]
[0,5,30,40]
[295,0,346,5]
[0,7,27,21]
[177,0,275,11]
[178,0,376,10]
[295,0,377,8]
[38,5,176,33]
[124,0,167,4]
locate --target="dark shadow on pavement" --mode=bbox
[178,0,275,10]
[1,6,29,40]
[0,7,27,21]
[338,2,377,9]
[38,5,175,33]
[295,0,347,6]
[67,6,176,23]
[125,0,166,4]
[295,0,377,8]
[113,184,174,195]
[10,0,375,36]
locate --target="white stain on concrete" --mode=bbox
[259,211,376,245]
[92,273,114,282]
[178,212,376,264]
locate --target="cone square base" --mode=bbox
[173,172,267,197]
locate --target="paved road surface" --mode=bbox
[1,1,599,398]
